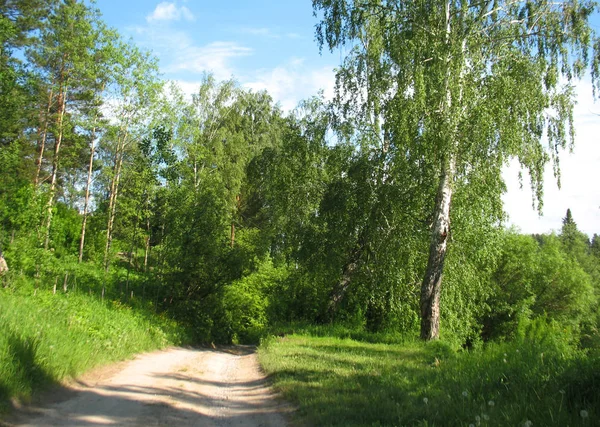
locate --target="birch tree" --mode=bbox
[78,27,119,263]
[101,42,161,273]
[313,0,598,339]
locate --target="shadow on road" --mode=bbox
[1,346,288,427]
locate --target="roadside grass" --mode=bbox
[0,286,191,412]
[259,330,599,426]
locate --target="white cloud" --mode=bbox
[167,41,253,81]
[244,58,335,111]
[128,23,251,81]
[238,27,304,40]
[502,79,600,237]
[169,79,202,100]
[147,2,195,23]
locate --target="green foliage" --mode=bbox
[484,232,596,342]
[222,258,288,343]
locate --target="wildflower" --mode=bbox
[462,390,468,398]
[483,414,489,420]
[488,400,495,407]
[580,410,588,419]
[423,397,428,404]
[524,420,533,427]
[475,415,481,422]
[469,424,475,427]
[503,358,507,363]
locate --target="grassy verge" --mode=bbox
[0,286,191,412]
[258,330,599,426]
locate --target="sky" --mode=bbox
[96,0,600,237]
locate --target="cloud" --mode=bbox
[502,79,600,237]
[167,41,253,81]
[147,2,195,23]
[244,58,335,111]
[238,27,304,40]
[128,23,252,81]
[169,80,202,100]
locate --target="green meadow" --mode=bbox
[259,327,599,426]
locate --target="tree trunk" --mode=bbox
[230,223,235,248]
[103,131,127,271]
[419,155,455,340]
[144,216,151,272]
[34,87,54,187]
[230,194,240,248]
[79,121,97,263]
[125,216,139,295]
[44,86,67,250]
[326,233,367,320]
[419,1,466,340]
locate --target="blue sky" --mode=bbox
[95,1,600,237]
[97,0,339,110]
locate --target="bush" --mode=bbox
[223,258,287,343]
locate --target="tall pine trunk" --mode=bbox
[44,86,67,249]
[34,86,54,187]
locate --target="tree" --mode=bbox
[561,208,589,255]
[27,0,107,249]
[591,234,600,259]
[100,41,161,274]
[0,0,58,147]
[78,25,120,263]
[485,232,595,340]
[313,0,598,339]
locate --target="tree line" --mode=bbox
[0,0,599,345]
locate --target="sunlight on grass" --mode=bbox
[259,334,599,426]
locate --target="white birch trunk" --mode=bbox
[79,121,97,263]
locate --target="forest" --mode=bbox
[1,0,600,424]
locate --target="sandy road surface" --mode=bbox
[5,347,290,426]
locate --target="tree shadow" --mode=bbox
[2,329,57,402]
[2,347,290,426]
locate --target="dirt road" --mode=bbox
[7,347,290,426]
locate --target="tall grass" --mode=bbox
[0,285,191,411]
[259,324,599,426]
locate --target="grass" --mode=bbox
[0,285,191,412]
[258,330,599,426]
